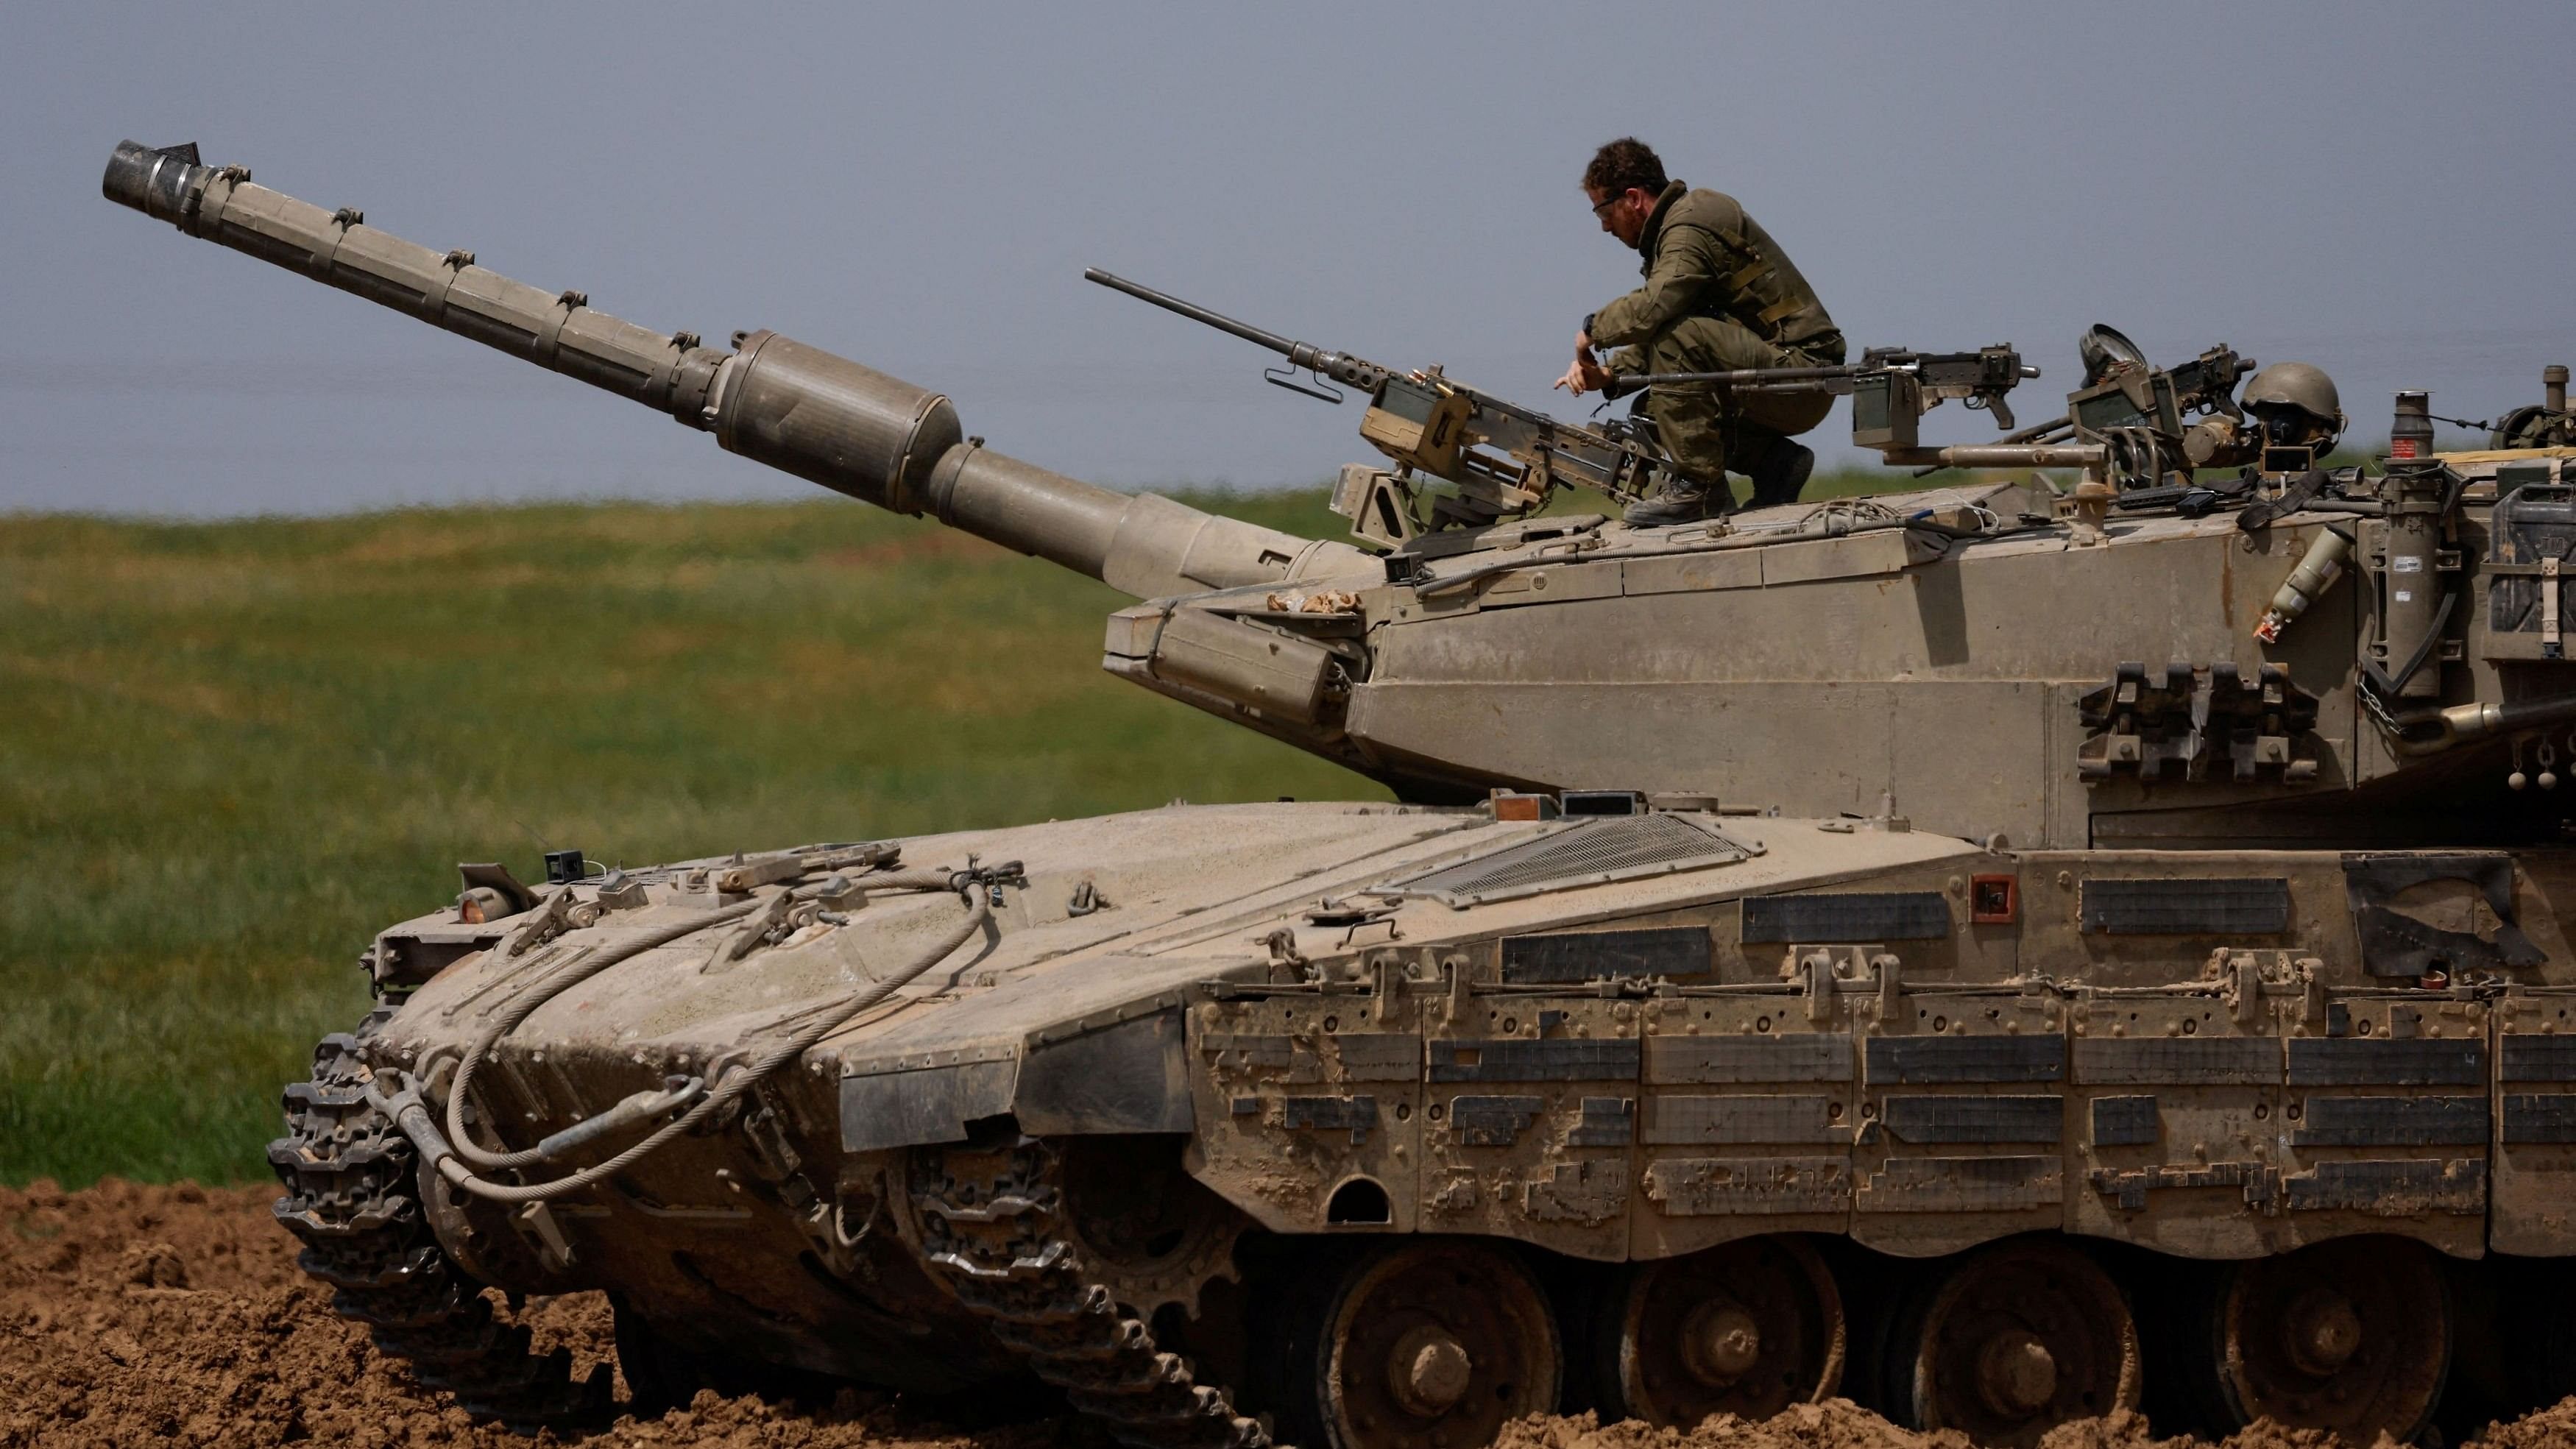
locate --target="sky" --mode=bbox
[3,3,2569,517]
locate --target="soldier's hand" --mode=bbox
[1554,352,1610,396]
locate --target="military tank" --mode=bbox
[105,138,2576,1448]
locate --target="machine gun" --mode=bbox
[1087,269,1702,542]
[1903,327,2258,483]
[1091,271,2072,537]
[2067,336,2260,485]
[1625,344,2039,449]
[1940,327,2257,483]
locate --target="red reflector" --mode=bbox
[1970,874,2019,924]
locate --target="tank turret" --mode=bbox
[110,141,2576,844]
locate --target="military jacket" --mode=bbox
[1592,182,1839,372]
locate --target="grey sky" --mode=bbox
[4,3,2569,517]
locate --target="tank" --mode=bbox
[105,139,2576,1448]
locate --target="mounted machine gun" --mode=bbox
[1089,271,2051,544]
[1088,268,1698,543]
[1907,324,2260,486]
[1624,344,2039,445]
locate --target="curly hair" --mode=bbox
[1582,138,1666,199]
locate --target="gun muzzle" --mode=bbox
[102,140,1363,600]
[103,140,206,223]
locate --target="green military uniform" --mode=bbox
[1590,182,1844,503]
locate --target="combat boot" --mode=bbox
[1744,434,1816,509]
[1621,478,1717,528]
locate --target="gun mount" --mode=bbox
[108,138,2576,1449]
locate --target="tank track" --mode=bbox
[268,1008,613,1431]
[913,1136,1275,1449]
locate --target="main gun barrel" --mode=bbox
[103,141,1362,600]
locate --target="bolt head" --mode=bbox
[1680,1302,1763,1384]
[1387,1326,1473,1417]
[1976,1329,2059,1417]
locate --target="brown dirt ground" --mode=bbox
[4,1181,2569,1448]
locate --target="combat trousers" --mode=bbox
[1634,316,1841,483]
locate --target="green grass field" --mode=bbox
[0,467,1931,1186]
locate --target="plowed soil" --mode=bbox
[4,1181,2570,1448]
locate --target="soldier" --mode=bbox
[1555,138,1846,525]
[2238,361,2346,456]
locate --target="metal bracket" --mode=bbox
[2545,557,2562,660]
[1799,950,1838,1024]
[1264,363,1344,405]
[500,888,574,958]
[514,1200,576,1272]
[952,857,1027,908]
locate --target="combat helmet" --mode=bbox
[2241,361,2345,448]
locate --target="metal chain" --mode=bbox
[268,1012,612,1430]
[911,1136,1277,1449]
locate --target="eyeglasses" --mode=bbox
[1590,194,1620,219]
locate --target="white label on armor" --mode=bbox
[2392,555,2425,573]
[2394,589,2415,602]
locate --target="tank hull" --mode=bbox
[261,800,2576,1445]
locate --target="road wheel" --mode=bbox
[1887,1238,2141,1448]
[2212,1236,2449,1445]
[1596,1235,1844,1427]
[1287,1239,1562,1449]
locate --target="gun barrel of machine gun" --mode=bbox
[1626,358,2043,393]
[1882,444,2106,469]
[1912,413,2076,476]
[1084,269,1391,395]
[1625,363,1867,393]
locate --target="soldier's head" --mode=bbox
[2241,362,2346,453]
[1582,138,1666,249]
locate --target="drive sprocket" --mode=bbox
[913,1135,1272,1449]
[1055,1135,1250,1322]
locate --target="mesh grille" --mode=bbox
[1375,812,1752,908]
